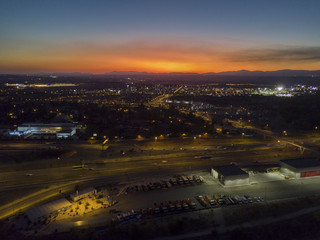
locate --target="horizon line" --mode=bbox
[1,69,320,76]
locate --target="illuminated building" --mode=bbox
[15,123,76,139]
[280,158,320,178]
[211,164,250,186]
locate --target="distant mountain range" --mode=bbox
[212,69,320,77]
[4,70,320,77]
[100,69,320,77]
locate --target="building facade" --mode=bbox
[211,164,250,186]
[280,158,320,178]
[15,123,76,139]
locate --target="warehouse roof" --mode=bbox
[26,198,71,222]
[280,158,320,169]
[212,164,248,177]
[20,123,75,128]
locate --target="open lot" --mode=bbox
[24,170,320,235]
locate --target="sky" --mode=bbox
[0,0,320,74]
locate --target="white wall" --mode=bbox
[224,178,250,186]
[281,167,300,178]
[211,169,219,178]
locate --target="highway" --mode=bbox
[148,85,184,106]
[0,141,301,187]
[227,119,320,155]
[0,136,318,220]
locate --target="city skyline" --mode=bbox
[1,0,320,74]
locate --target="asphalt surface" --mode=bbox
[43,172,320,234]
[0,136,318,220]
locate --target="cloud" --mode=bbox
[227,46,320,63]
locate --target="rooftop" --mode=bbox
[280,158,320,169]
[212,164,248,177]
[70,187,96,199]
[19,123,75,127]
[26,198,71,222]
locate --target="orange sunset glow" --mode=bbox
[1,1,319,74]
[2,40,320,74]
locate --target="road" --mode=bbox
[0,136,317,220]
[227,119,320,154]
[148,85,184,106]
[0,142,303,187]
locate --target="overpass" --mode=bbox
[227,119,319,155]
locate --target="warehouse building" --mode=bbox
[211,164,249,186]
[242,163,280,174]
[70,187,97,201]
[280,158,320,178]
[26,198,72,222]
[14,123,76,139]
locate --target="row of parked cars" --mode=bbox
[112,194,266,224]
[125,175,204,194]
[112,209,142,223]
[170,175,204,185]
[196,194,264,208]
[112,198,197,223]
[150,199,197,215]
[112,193,266,224]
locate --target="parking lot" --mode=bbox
[40,170,320,234]
[112,172,266,222]
[112,192,265,224]
[109,171,320,221]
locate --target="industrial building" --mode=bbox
[280,158,320,178]
[70,187,97,201]
[242,163,280,174]
[26,198,72,222]
[211,164,250,186]
[12,123,76,139]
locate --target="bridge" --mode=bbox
[227,119,319,155]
